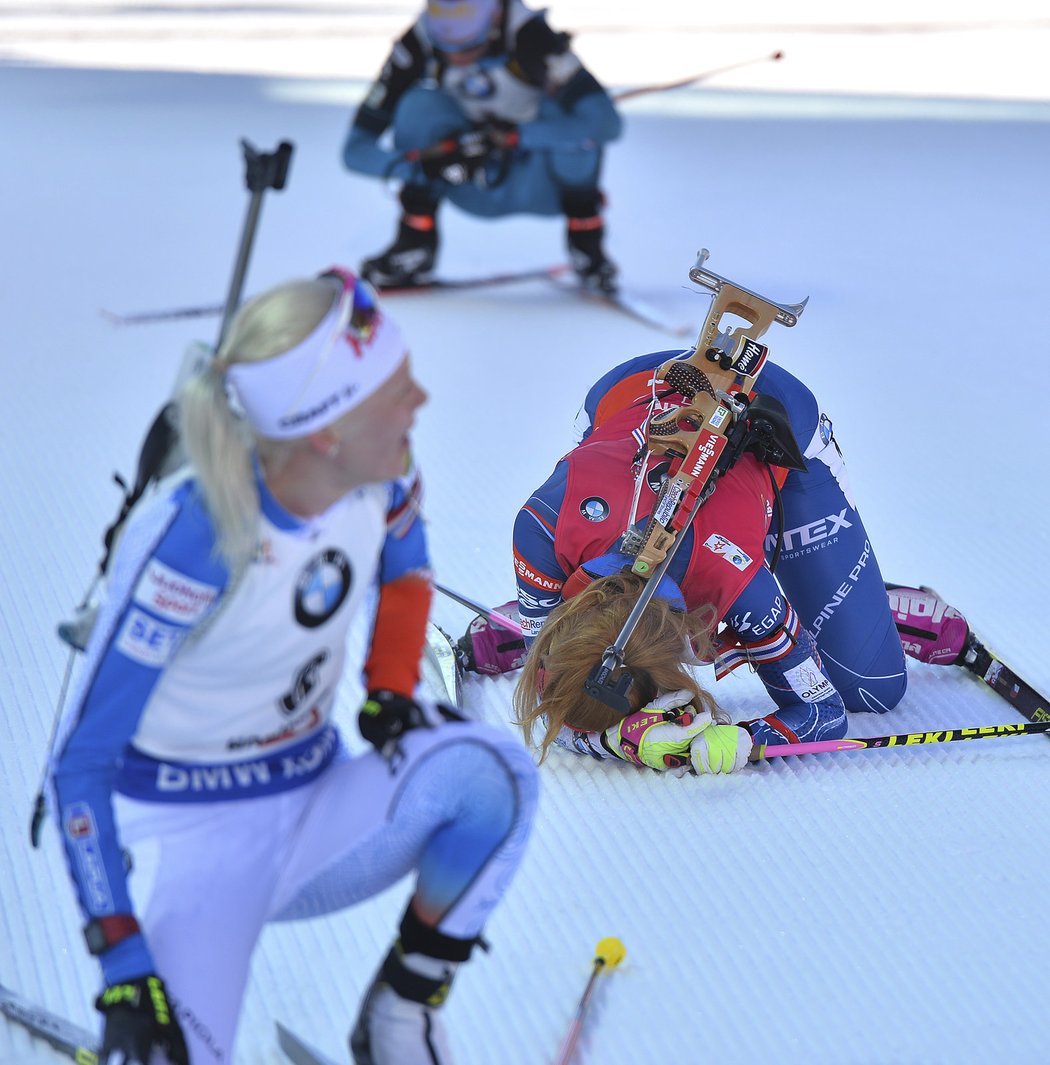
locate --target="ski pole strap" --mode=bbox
[83,914,141,955]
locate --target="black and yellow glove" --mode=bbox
[96,974,188,1065]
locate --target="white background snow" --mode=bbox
[3,3,1050,1063]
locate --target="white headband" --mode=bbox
[225,286,405,439]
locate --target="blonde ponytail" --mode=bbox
[177,276,341,576]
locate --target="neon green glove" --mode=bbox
[603,690,713,771]
[689,724,753,774]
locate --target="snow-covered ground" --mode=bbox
[3,4,1050,1063]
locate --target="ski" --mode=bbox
[422,620,462,705]
[100,303,223,326]
[960,635,1050,726]
[550,275,693,337]
[98,266,694,334]
[378,263,570,294]
[100,266,571,325]
[276,1020,341,1065]
[903,584,1050,728]
[0,983,99,1063]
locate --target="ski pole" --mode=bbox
[553,938,626,1065]
[28,630,83,848]
[751,720,1050,760]
[613,50,784,103]
[0,981,99,1063]
[101,141,294,331]
[432,582,525,636]
[216,138,293,349]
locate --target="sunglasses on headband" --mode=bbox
[318,266,381,346]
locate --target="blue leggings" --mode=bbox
[392,85,602,217]
[759,364,907,713]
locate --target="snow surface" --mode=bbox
[3,5,1050,1064]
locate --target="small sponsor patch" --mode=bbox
[254,539,278,566]
[686,431,721,478]
[134,559,218,624]
[364,81,386,109]
[517,587,561,612]
[461,70,496,99]
[654,481,684,526]
[295,549,352,628]
[703,533,753,572]
[784,657,835,703]
[735,337,767,375]
[709,405,730,430]
[513,551,563,593]
[819,413,834,446]
[66,805,94,839]
[65,803,113,910]
[519,614,546,637]
[646,460,671,494]
[580,496,609,523]
[116,608,183,667]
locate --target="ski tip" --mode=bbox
[275,1021,341,1065]
[423,622,462,706]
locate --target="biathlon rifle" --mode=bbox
[584,249,808,714]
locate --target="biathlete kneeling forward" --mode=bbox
[469,344,969,774]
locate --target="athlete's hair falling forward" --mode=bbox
[513,570,724,760]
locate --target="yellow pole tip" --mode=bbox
[595,937,626,968]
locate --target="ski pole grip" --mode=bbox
[240,138,294,193]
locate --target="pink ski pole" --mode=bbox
[553,938,626,1065]
[433,582,524,636]
[751,720,1050,760]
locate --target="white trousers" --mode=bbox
[114,722,538,1063]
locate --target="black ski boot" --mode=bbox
[361,187,440,289]
[563,188,618,295]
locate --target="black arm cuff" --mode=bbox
[84,914,141,955]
